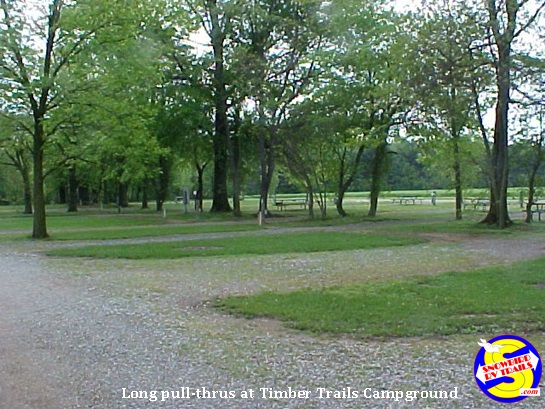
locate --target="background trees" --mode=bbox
[1,0,545,235]
[0,0,150,237]
[409,1,484,220]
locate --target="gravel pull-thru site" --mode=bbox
[1,232,544,408]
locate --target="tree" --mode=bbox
[280,104,340,219]
[293,73,369,217]
[478,0,545,227]
[186,0,233,212]
[511,109,545,222]
[523,134,545,223]
[151,72,214,213]
[0,0,145,237]
[324,2,415,217]
[229,0,323,216]
[0,115,33,213]
[410,1,484,220]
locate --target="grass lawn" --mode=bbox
[374,218,542,235]
[47,231,424,259]
[216,257,545,338]
[49,223,260,240]
[0,213,165,231]
[0,210,260,241]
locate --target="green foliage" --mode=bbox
[416,135,487,189]
[217,257,545,337]
[1,0,544,228]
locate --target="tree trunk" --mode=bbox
[141,183,149,209]
[306,187,314,219]
[230,130,242,217]
[209,0,232,213]
[482,0,515,228]
[453,138,463,220]
[368,140,388,217]
[20,156,32,214]
[482,71,511,228]
[336,145,365,217]
[67,164,78,212]
[210,119,231,212]
[32,122,48,238]
[258,126,276,216]
[525,188,535,223]
[449,83,463,221]
[155,155,170,212]
[336,189,347,217]
[118,182,129,208]
[317,192,327,220]
[525,160,541,223]
[196,162,207,212]
[336,150,348,217]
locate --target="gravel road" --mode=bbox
[1,232,545,409]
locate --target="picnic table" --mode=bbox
[391,195,422,205]
[530,202,545,221]
[274,199,307,211]
[464,197,489,210]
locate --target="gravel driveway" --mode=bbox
[1,231,545,409]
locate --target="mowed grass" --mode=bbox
[0,213,164,230]
[50,223,259,240]
[47,231,423,259]
[0,212,259,241]
[375,218,540,236]
[217,258,545,338]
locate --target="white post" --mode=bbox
[258,197,264,226]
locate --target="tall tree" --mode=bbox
[478,0,545,227]
[0,0,144,237]
[230,0,322,216]
[187,0,233,212]
[410,1,483,220]
[324,1,415,217]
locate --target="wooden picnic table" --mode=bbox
[530,202,545,221]
[274,199,307,211]
[391,195,422,205]
[464,197,489,210]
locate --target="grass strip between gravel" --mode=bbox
[49,223,260,240]
[216,257,545,338]
[47,231,423,259]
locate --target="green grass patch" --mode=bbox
[0,211,260,241]
[47,231,423,259]
[217,258,545,338]
[0,213,166,231]
[50,223,259,240]
[382,219,545,236]
[0,215,34,230]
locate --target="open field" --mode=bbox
[1,198,545,408]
